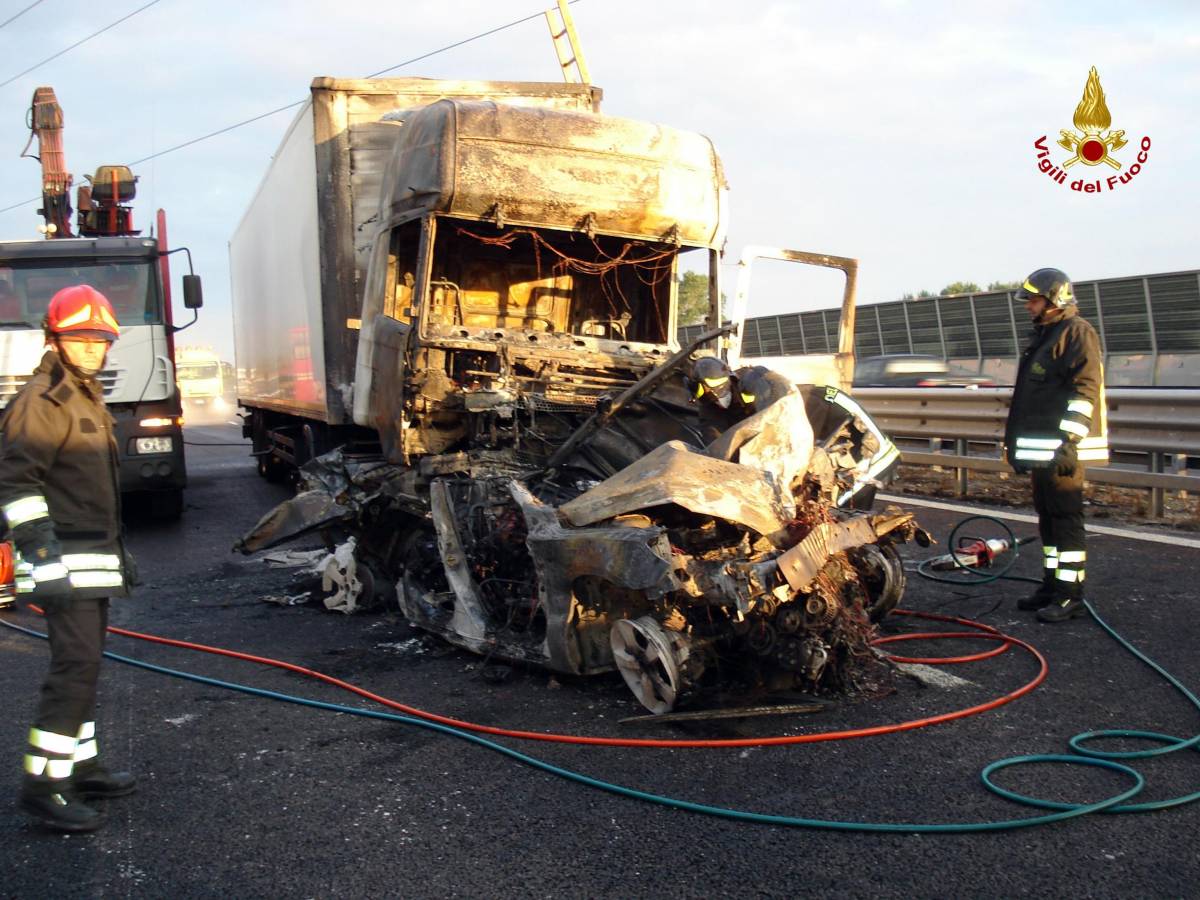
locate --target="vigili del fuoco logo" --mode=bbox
[1032,66,1151,194]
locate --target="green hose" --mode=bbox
[913,512,1200,815]
[0,510,1194,831]
[9,547,1200,835]
[0,616,1151,832]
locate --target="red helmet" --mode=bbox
[44,284,120,341]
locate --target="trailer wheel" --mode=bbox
[257,453,288,483]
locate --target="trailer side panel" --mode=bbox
[231,102,328,421]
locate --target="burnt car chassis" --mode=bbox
[239,334,926,714]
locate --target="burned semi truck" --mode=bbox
[232,77,921,713]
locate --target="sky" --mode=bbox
[0,0,1197,362]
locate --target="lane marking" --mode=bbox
[879,493,1200,550]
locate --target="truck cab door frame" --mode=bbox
[725,246,858,390]
[353,215,434,457]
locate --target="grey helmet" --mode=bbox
[1014,268,1074,308]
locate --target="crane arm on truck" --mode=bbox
[21,86,74,239]
[20,85,141,240]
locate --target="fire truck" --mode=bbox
[0,86,204,518]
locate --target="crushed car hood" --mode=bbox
[559,440,795,544]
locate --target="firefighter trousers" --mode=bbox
[25,598,109,781]
[1031,465,1087,599]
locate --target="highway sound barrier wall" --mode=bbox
[679,268,1200,387]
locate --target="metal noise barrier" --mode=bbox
[854,387,1200,518]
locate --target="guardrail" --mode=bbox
[854,387,1200,517]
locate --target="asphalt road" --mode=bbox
[2,424,1197,898]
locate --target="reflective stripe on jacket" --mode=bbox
[0,351,128,599]
[1004,307,1108,470]
[13,551,125,594]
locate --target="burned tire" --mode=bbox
[398,528,451,624]
[855,543,906,623]
[610,616,710,714]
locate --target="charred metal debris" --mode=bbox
[236,379,916,710]
[238,326,927,715]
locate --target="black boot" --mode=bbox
[1037,595,1087,623]
[73,762,137,799]
[1018,571,1057,611]
[19,777,104,833]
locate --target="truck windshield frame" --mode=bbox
[415,216,680,353]
[178,363,221,381]
[0,257,163,329]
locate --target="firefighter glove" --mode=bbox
[11,519,62,567]
[1052,440,1077,476]
[33,571,73,614]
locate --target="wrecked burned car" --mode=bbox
[233,90,924,712]
[240,371,922,714]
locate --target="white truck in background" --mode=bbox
[176,344,232,421]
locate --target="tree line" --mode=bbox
[899,281,1020,301]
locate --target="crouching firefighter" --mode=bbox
[1004,268,1108,622]
[688,357,795,443]
[689,357,899,509]
[0,285,137,833]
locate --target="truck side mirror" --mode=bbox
[183,275,204,309]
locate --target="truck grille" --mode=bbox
[517,369,639,412]
[96,367,126,398]
[529,390,599,411]
[0,369,128,409]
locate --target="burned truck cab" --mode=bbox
[353,99,726,473]
[241,88,923,715]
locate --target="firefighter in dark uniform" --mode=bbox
[1,285,137,832]
[689,357,795,443]
[1005,268,1108,622]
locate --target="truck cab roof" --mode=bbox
[378,99,726,249]
[0,237,159,259]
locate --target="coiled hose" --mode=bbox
[912,513,1200,815]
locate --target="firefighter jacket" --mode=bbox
[0,351,129,599]
[1005,306,1108,472]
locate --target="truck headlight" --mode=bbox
[135,436,174,454]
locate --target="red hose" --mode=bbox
[82,607,1047,749]
[873,611,1011,664]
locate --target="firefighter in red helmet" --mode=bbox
[0,284,136,832]
[1004,268,1108,623]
